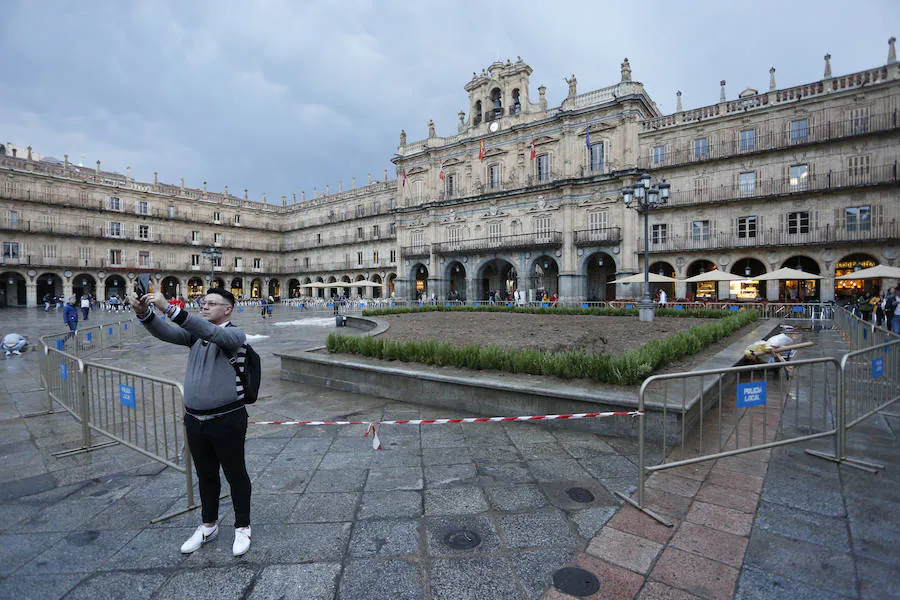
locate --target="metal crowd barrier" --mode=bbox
[36,320,196,522]
[616,356,841,526]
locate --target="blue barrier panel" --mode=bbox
[581,303,589,309]
[737,380,767,408]
[445,302,451,307]
[123,323,128,331]
[792,306,804,313]
[60,363,67,380]
[730,306,740,311]
[625,304,634,309]
[474,302,481,306]
[360,302,366,307]
[108,327,114,335]
[56,339,65,350]
[507,302,514,307]
[863,328,868,339]
[119,384,136,409]
[86,332,92,341]
[674,305,684,311]
[391,302,396,307]
[873,357,884,379]
[418,302,424,307]
[237,307,244,313]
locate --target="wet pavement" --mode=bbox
[0,305,897,599]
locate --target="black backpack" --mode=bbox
[227,343,261,404]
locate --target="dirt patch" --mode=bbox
[374,311,756,375]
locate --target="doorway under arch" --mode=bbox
[833,252,878,299]
[478,258,517,301]
[0,272,27,306]
[685,259,718,301]
[104,274,127,300]
[411,264,429,300]
[530,255,559,298]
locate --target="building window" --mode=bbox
[138,251,151,267]
[234,214,241,225]
[137,200,149,215]
[652,145,665,166]
[234,257,243,269]
[213,211,221,223]
[740,129,755,151]
[304,257,309,268]
[108,222,122,237]
[651,224,667,245]
[2,241,19,258]
[357,251,363,265]
[138,224,150,239]
[488,222,502,239]
[412,181,424,203]
[43,244,57,258]
[534,216,552,240]
[78,247,90,261]
[108,196,121,211]
[390,222,396,235]
[691,220,710,241]
[316,233,322,245]
[192,230,200,242]
[787,211,810,234]
[589,143,604,172]
[389,250,396,263]
[789,164,809,191]
[109,249,123,265]
[693,138,709,159]
[356,204,363,217]
[693,177,708,198]
[739,171,756,196]
[737,216,757,238]
[588,210,608,231]
[489,163,503,188]
[168,205,175,218]
[790,119,808,142]
[374,200,380,213]
[191,254,201,266]
[446,173,456,197]
[850,107,869,134]
[7,210,18,227]
[536,155,549,182]
[214,232,223,245]
[211,255,221,268]
[253,258,261,269]
[848,155,870,184]
[845,206,871,232]
[447,228,461,244]
[357,227,364,240]
[373,250,379,263]
[412,231,424,246]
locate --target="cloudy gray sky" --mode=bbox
[2,0,897,203]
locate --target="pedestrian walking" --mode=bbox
[63,296,79,339]
[80,295,91,321]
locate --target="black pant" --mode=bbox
[184,408,251,527]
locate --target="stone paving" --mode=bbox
[0,305,897,599]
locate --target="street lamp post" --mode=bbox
[622,173,670,322]
[201,246,222,293]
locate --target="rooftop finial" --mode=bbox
[244,188,248,200]
[400,129,406,145]
[565,74,577,97]
[620,58,632,82]
[824,53,832,78]
[719,80,726,101]
[889,37,897,64]
[676,90,683,112]
[769,67,777,91]
[428,120,436,138]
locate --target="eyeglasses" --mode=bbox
[200,300,230,308]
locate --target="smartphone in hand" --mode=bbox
[135,273,151,297]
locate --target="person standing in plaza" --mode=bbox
[128,288,252,556]
[80,295,91,321]
[63,296,78,338]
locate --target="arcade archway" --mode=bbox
[834,252,878,299]
[729,258,767,301]
[0,272,27,307]
[478,259,516,301]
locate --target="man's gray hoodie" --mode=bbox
[139,309,246,413]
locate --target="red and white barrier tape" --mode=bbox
[250,411,643,451]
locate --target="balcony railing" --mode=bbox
[400,244,431,258]
[432,231,564,255]
[640,110,899,170]
[640,219,899,253]
[664,163,898,209]
[573,226,622,247]
[284,230,396,252]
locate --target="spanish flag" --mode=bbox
[439,160,444,180]
[479,139,485,161]
[530,138,536,160]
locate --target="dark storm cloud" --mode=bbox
[1,0,897,202]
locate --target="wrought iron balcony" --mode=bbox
[573,226,622,247]
[400,244,431,258]
[432,231,563,255]
[640,219,899,253]
[640,110,899,170]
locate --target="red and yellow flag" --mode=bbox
[479,139,485,161]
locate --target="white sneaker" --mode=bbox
[12,350,21,355]
[180,524,218,554]
[4,351,9,356]
[232,526,251,556]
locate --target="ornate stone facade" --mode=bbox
[1,42,898,307]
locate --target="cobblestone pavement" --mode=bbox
[0,306,897,599]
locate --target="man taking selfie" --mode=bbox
[128,288,253,556]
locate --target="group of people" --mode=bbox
[857,288,900,332]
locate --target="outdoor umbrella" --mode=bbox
[835,265,900,280]
[611,273,679,284]
[682,270,747,283]
[349,280,383,287]
[754,267,823,281]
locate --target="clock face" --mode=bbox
[489,121,499,132]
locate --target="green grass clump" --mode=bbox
[327,310,758,385]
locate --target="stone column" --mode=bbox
[26,281,38,307]
[558,273,581,303]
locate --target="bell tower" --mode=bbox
[463,57,536,130]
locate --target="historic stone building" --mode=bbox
[1,40,898,307]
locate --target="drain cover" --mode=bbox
[444,529,481,550]
[552,567,600,597]
[566,487,595,503]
